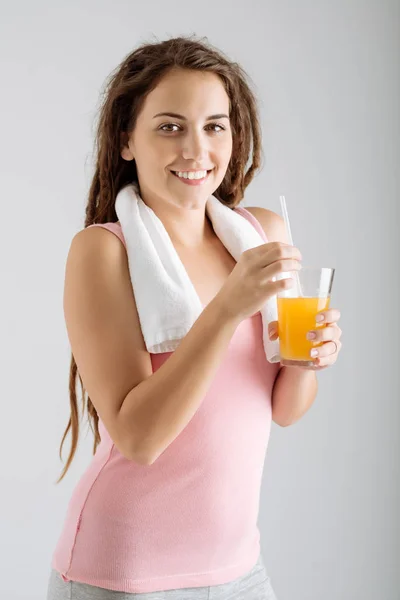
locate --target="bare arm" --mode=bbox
[118,298,239,464]
[269,366,318,426]
[246,206,318,426]
[64,227,240,466]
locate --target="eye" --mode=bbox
[158,123,226,133]
[206,123,226,133]
[159,123,180,133]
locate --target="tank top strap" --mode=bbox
[233,206,268,242]
[86,222,126,247]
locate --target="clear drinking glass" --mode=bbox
[277,267,335,367]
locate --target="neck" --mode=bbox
[136,184,217,250]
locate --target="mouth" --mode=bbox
[170,169,213,185]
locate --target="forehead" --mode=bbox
[140,69,230,118]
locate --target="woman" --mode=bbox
[47,35,342,599]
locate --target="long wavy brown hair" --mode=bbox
[56,34,263,483]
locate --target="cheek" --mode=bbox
[151,139,178,166]
[218,148,233,173]
[217,135,233,161]
[136,141,168,172]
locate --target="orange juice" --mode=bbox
[277,296,331,362]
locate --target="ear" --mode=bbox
[120,131,134,161]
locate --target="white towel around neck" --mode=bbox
[115,183,281,363]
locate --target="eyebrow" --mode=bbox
[152,112,229,121]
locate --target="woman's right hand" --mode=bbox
[214,242,302,323]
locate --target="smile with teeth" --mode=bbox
[171,169,212,180]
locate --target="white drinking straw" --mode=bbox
[279,195,303,296]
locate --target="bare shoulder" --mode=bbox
[64,224,152,463]
[72,223,124,254]
[244,206,289,244]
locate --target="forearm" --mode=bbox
[119,297,241,464]
[271,366,318,427]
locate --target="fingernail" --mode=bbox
[316,314,325,323]
[306,332,316,340]
[311,349,319,357]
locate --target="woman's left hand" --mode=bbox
[268,308,342,371]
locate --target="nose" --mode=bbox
[181,130,209,163]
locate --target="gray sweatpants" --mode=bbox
[46,554,278,599]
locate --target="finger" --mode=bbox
[307,326,339,343]
[307,339,342,369]
[310,340,338,359]
[268,321,279,340]
[316,308,341,324]
[314,343,341,367]
[313,358,334,369]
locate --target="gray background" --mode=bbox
[1,1,399,599]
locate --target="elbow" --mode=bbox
[130,449,154,466]
[125,442,154,466]
[115,407,156,466]
[126,437,159,466]
[272,416,296,427]
[115,435,154,466]
[134,442,163,465]
[274,420,292,427]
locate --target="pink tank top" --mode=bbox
[51,206,281,594]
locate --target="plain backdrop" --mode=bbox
[1,1,399,599]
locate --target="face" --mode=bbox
[121,68,233,210]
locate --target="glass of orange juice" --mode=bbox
[277,267,335,367]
